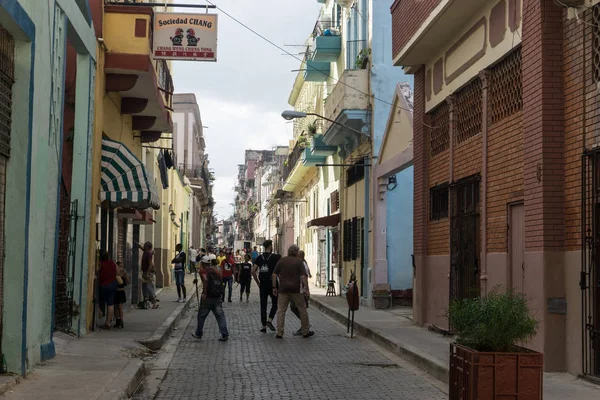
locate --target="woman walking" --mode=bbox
[237,254,253,302]
[113,261,129,328]
[98,250,119,330]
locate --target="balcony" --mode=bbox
[304,60,330,82]
[178,163,210,203]
[282,139,328,191]
[103,4,173,140]
[309,134,337,157]
[311,18,341,62]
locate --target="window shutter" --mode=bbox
[343,220,350,262]
[351,217,358,261]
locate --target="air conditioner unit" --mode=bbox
[318,228,327,241]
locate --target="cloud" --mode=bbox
[172,0,321,219]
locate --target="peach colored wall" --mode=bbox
[423,255,450,329]
[565,250,582,375]
[485,253,509,291]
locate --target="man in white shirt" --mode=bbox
[188,246,198,274]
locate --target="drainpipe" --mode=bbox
[479,70,490,295]
[364,161,371,305]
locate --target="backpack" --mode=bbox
[206,268,224,298]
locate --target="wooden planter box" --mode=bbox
[449,343,543,400]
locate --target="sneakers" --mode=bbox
[260,327,267,333]
[178,298,187,303]
[303,331,315,339]
[266,321,276,332]
[191,333,202,340]
[293,325,312,336]
[174,298,182,303]
[218,336,229,342]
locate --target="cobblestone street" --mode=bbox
[151,292,446,400]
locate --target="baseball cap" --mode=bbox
[200,255,212,264]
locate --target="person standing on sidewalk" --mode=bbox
[220,250,235,303]
[253,239,280,333]
[237,254,253,302]
[139,242,159,309]
[192,256,229,341]
[272,244,313,339]
[113,262,129,329]
[188,246,198,274]
[98,250,119,330]
[172,243,187,303]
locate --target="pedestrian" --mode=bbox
[188,246,198,274]
[252,239,280,333]
[237,254,252,302]
[216,249,226,267]
[98,250,119,330]
[172,243,187,303]
[272,244,313,339]
[291,252,312,336]
[298,250,313,280]
[251,246,259,263]
[192,255,230,341]
[139,241,159,309]
[113,261,129,329]
[220,249,235,303]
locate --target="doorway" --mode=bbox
[509,203,525,294]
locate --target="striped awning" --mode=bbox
[100,138,160,210]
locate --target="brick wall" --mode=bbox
[453,136,482,182]
[563,8,600,251]
[0,156,5,341]
[487,112,524,252]
[414,68,428,256]
[522,0,565,252]
[428,150,449,255]
[391,0,441,59]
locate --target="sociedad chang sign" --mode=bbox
[153,13,218,61]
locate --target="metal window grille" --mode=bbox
[346,158,365,186]
[331,190,339,213]
[449,175,481,303]
[454,79,482,144]
[430,184,449,220]
[0,26,14,158]
[332,231,339,264]
[346,39,367,70]
[489,48,522,125]
[581,149,600,382]
[351,217,358,261]
[593,5,600,84]
[429,101,449,157]
[343,219,351,261]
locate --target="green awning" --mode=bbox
[100,138,160,210]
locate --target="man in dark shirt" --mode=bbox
[252,239,280,332]
[237,254,253,302]
[272,244,313,339]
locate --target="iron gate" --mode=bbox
[54,182,78,332]
[582,149,600,382]
[449,175,481,302]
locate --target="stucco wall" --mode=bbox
[385,166,414,290]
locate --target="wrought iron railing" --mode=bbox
[346,39,367,70]
[313,18,340,37]
[282,142,304,183]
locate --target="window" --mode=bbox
[430,184,449,220]
[342,217,363,261]
[454,78,482,144]
[429,102,449,157]
[346,158,365,186]
[343,219,351,261]
[331,190,339,213]
[489,48,522,124]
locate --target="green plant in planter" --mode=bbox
[446,288,538,352]
[356,48,371,69]
[307,122,317,135]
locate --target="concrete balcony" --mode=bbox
[322,69,370,157]
[281,141,325,192]
[309,134,337,157]
[103,4,173,140]
[304,60,330,82]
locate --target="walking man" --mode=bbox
[237,254,253,302]
[251,246,259,263]
[272,244,313,339]
[221,249,235,302]
[172,243,187,303]
[192,256,229,341]
[253,239,280,332]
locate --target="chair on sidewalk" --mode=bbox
[326,280,336,296]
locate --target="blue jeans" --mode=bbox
[222,276,233,302]
[195,297,229,338]
[175,269,185,286]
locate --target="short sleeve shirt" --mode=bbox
[254,252,280,286]
[273,256,307,294]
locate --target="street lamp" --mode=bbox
[281,110,369,137]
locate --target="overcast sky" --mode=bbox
[172,0,322,220]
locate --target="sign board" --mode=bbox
[153,13,218,61]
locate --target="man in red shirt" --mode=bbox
[220,249,235,302]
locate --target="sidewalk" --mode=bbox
[309,286,600,400]
[0,283,195,400]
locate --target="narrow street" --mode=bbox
[141,293,446,400]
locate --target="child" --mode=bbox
[237,254,253,302]
[114,261,129,328]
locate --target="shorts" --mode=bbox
[175,269,185,286]
[240,279,251,294]
[115,290,127,305]
[100,281,118,307]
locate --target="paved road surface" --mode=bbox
[146,292,446,400]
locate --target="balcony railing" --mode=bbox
[178,163,210,188]
[282,143,305,183]
[312,18,340,38]
[346,40,367,70]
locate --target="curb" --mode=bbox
[0,375,21,397]
[137,296,195,351]
[310,297,450,384]
[96,360,146,400]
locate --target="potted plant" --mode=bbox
[355,48,371,69]
[307,122,317,135]
[447,289,542,400]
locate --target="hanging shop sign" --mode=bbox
[153,13,218,61]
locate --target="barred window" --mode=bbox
[429,102,449,157]
[594,5,600,83]
[454,79,482,144]
[489,48,522,124]
[343,219,351,261]
[346,158,365,186]
[330,190,339,213]
[342,217,362,261]
[430,184,449,221]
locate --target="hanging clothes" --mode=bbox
[158,150,169,189]
[164,150,174,169]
